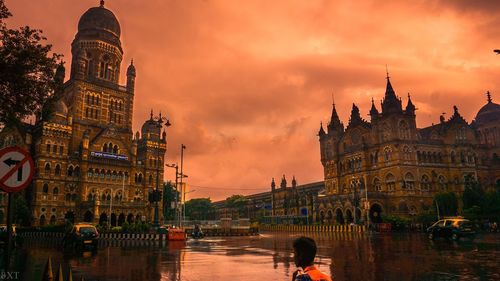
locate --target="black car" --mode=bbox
[63,223,99,250]
[427,218,475,241]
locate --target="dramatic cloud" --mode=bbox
[7,0,500,200]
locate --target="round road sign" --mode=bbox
[0,146,35,193]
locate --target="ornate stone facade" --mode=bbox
[318,76,500,224]
[0,2,167,226]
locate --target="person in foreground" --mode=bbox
[292,237,332,281]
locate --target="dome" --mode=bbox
[475,101,500,125]
[141,118,160,141]
[54,99,68,116]
[77,2,121,44]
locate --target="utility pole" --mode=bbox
[179,144,186,227]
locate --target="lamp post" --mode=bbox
[179,144,186,227]
[150,112,171,228]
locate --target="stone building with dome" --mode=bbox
[317,76,500,224]
[0,1,168,226]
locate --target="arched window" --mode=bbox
[67,166,74,177]
[149,174,153,185]
[100,169,105,179]
[113,145,118,154]
[52,145,57,153]
[399,120,410,140]
[103,143,108,152]
[53,187,59,195]
[438,175,447,191]
[373,178,382,192]
[384,147,392,161]
[138,173,143,183]
[108,142,113,153]
[403,146,411,161]
[55,164,61,176]
[404,172,415,190]
[385,173,396,191]
[43,183,49,194]
[106,170,111,179]
[59,145,63,154]
[74,166,80,177]
[421,175,431,191]
[44,163,51,175]
[96,95,100,105]
[46,143,51,153]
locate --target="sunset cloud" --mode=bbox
[7,0,500,200]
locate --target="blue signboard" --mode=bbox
[90,151,128,161]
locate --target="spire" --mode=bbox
[292,176,297,188]
[370,97,379,116]
[487,91,492,103]
[127,59,136,77]
[381,68,402,114]
[100,0,105,7]
[348,103,362,126]
[318,122,326,137]
[280,175,287,189]
[405,93,415,114]
[150,109,153,120]
[271,178,276,190]
[327,102,344,133]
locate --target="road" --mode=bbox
[13,232,500,280]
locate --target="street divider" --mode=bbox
[259,224,367,233]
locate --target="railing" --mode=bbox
[260,224,367,233]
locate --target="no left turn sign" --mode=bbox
[0,146,35,193]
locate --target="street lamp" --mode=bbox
[179,144,186,227]
[150,111,171,228]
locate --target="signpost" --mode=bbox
[0,146,34,269]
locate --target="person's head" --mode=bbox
[293,237,317,268]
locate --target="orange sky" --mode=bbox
[6,0,500,201]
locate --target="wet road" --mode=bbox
[15,232,500,281]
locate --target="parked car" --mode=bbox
[427,218,475,241]
[63,223,99,250]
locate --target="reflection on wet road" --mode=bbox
[17,232,500,281]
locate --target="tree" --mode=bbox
[11,193,31,226]
[433,192,458,217]
[162,181,178,221]
[0,0,61,127]
[185,198,214,221]
[225,194,248,218]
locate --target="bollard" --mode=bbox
[56,264,64,281]
[67,268,73,281]
[42,257,53,281]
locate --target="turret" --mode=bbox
[126,59,136,94]
[405,93,416,115]
[370,98,379,121]
[292,176,297,188]
[280,175,287,189]
[271,178,276,191]
[327,103,344,135]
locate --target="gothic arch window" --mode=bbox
[438,175,447,191]
[456,127,467,141]
[384,147,392,161]
[451,151,456,163]
[403,146,411,161]
[55,164,61,176]
[373,178,382,192]
[46,142,51,153]
[399,120,410,140]
[74,166,80,177]
[404,172,415,190]
[149,174,153,185]
[138,173,143,183]
[67,166,74,177]
[43,183,49,194]
[385,173,396,192]
[421,175,431,191]
[44,163,51,175]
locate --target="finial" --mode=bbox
[130,58,134,65]
[150,109,153,120]
[159,111,162,119]
[386,64,390,80]
[487,91,492,103]
[453,105,458,114]
[331,92,335,106]
[100,0,105,7]
[371,97,375,104]
[408,93,411,99]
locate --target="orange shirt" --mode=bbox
[303,266,332,281]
